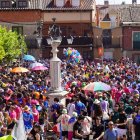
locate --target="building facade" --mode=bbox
[94,0,140,62]
[0,0,96,60]
[120,6,140,63]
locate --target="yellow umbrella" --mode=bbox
[11,67,29,73]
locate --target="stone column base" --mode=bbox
[47,90,68,107]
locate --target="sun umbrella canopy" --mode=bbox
[29,62,43,68]
[23,55,35,61]
[83,82,111,92]
[32,66,48,71]
[11,67,29,73]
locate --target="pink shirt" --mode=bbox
[15,106,22,120]
[32,109,39,122]
[31,99,39,105]
[10,110,17,120]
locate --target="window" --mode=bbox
[1,1,10,8]
[133,32,140,50]
[12,26,23,35]
[56,0,64,7]
[18,1,27,8]
[102,29,112,48]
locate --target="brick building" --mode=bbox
[93,1,140,61]
[0,0,96,60]
[120,6,140,63]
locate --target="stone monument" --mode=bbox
[48,18,68,106]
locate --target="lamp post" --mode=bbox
[36,20,43,59]
[47,18,68,105]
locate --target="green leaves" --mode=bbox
[0,26,27,63]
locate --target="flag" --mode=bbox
[0,135,13,140]
[11,113,27,140]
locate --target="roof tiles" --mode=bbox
[120,6,140,22]
[0,0,95,10]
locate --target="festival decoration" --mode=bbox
[63,48,81,63]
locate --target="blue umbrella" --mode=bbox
[23,55,35,61]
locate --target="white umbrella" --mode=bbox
[29,62,43,68]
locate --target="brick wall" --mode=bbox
[123,26,140,50]
[0,10,42,22]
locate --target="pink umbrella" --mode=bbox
[32,66,48,71]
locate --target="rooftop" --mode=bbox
[120,6,140,23]
[0,0,95,11]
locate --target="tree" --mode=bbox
[0,26,27,63]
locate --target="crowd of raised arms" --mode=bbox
[0,57,140,140]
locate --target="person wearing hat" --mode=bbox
[92,99,103,119]
[23,105,34,133]
[57,109,70,140]
[104,121,119,140]
[68,112,78,140]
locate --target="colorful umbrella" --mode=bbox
[11,67,29,73]
[32,66,48,71]
[23,55,35,61]
[29,62,43,68]
[83,82,111,92]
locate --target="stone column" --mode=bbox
[48,39,68,106]
[49,39,62,92]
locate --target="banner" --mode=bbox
[11,113,27,140]
[98,47,104,56]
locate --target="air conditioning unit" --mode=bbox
[56,0,64,7]
[72,0,80,7]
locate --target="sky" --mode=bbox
[96,0,140,5]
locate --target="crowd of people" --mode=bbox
[0,57,140,140]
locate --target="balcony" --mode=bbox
[25,36,93,49]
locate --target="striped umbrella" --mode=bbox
[83,82,111,92]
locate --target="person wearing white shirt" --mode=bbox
[67,99,76,117]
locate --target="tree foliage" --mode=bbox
[0,26,27,63]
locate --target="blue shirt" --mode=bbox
[104,128,118,140]
[44,101,49,109]
[23,112,33,130]
[75,101,86,115]
[51,103,60,112]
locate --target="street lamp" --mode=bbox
[46,37,52,45]
[36,36,42,48]
[48,18,68,105]
[36,20,43,58]
[67,36,73,44]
